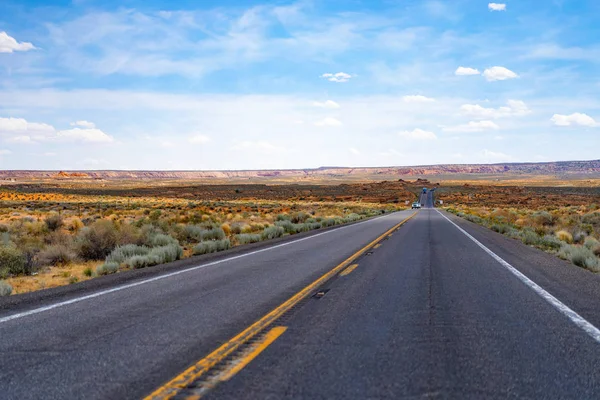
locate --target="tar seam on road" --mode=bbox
[0,211,404,325]
[437,209,600,344]
[143,211,417,400]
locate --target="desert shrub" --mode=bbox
[180,225,225,242]
[291,212,310,224]
[521,230,541,246]
[193,239,231,255]
[117,223,141,245]
[276,214,291,221]
[532,211,555,226]
[0,281,12,296]
[491,223,512,234]
[150,233,179,247]
[235,234,262,244]
[96,262,119,276]
[0,246,25,278]
[37,244,76,267]
[68,218,84,233]
[539,235,563,250]
[83,267,93,277]
[126,255,152,269]
[275,220,295,234]
[582,212,600,228]
[344,213,362,223]
[261,226,284,240]
[106,244,150,264]
[200,228,226,241]
[306,222,322,230]
[573,231,587,245]
[321,218,337,227]
[44,213,63,231]
[75,220,118,260]
[555,230,573,244]
[559,245,600,272]
[464,214,483,224]
[148,244,183,263]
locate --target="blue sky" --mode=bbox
[0,0,599,170]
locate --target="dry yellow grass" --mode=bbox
[6,261,101,295]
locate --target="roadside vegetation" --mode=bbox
[0,188,400,295]
[445,205,600,272]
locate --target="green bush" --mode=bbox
[193,239,231,255]
[37,244,76,267]
[44,213,64,231]
[0,246,26,278]
[96,262,119,276]
[261,226,284,240]
[559,245,600,272]
[275,220,295,234]
[0,281,12,296]
[123,244,183,269]
[539,235,563,250]
[521,230,541,246]
[344,213,362,223]
[150,233,179,247]
[75,220,118,260]
[106,244,150,264]
[584,237,600,250]
[235,234,262,244]
[532,211,555,226]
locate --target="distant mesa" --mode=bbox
[53,171,90,179]
[0,160,598,181]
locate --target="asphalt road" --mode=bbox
[3,190,600,399]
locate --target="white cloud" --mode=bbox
[312,100,341,109]
[0,117,113,143]
[398,128,437,140]
[402,95,435,103]
[488,3,507,11]
[0,32,35,53]
[455,67,480,76]
[56,128,114,143]
[70,120,96,128]
[460,100,531,119]
[551,113,598,127]
[483,66,518,81]
[0,149,11,155]
[188,134,211,144]
[349,147,360,155]
[321,72,352,83]
[444,120,500,132]
[315,117,342,127]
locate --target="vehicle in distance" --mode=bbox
[423,188,427,194]
[412,201,421,209]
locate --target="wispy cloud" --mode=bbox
[321,72,353,83]
[488,3,507,12]
[444,120,500,132]
[398,128,437,140]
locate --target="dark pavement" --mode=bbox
[0,211,412,399]
[3,189,600,399]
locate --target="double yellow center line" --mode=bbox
[145,211,417,399]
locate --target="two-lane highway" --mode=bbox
[205,208,600,399]
[3,197,600,399]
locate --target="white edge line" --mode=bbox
[0,211,407,324]
[436,209,600,343]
